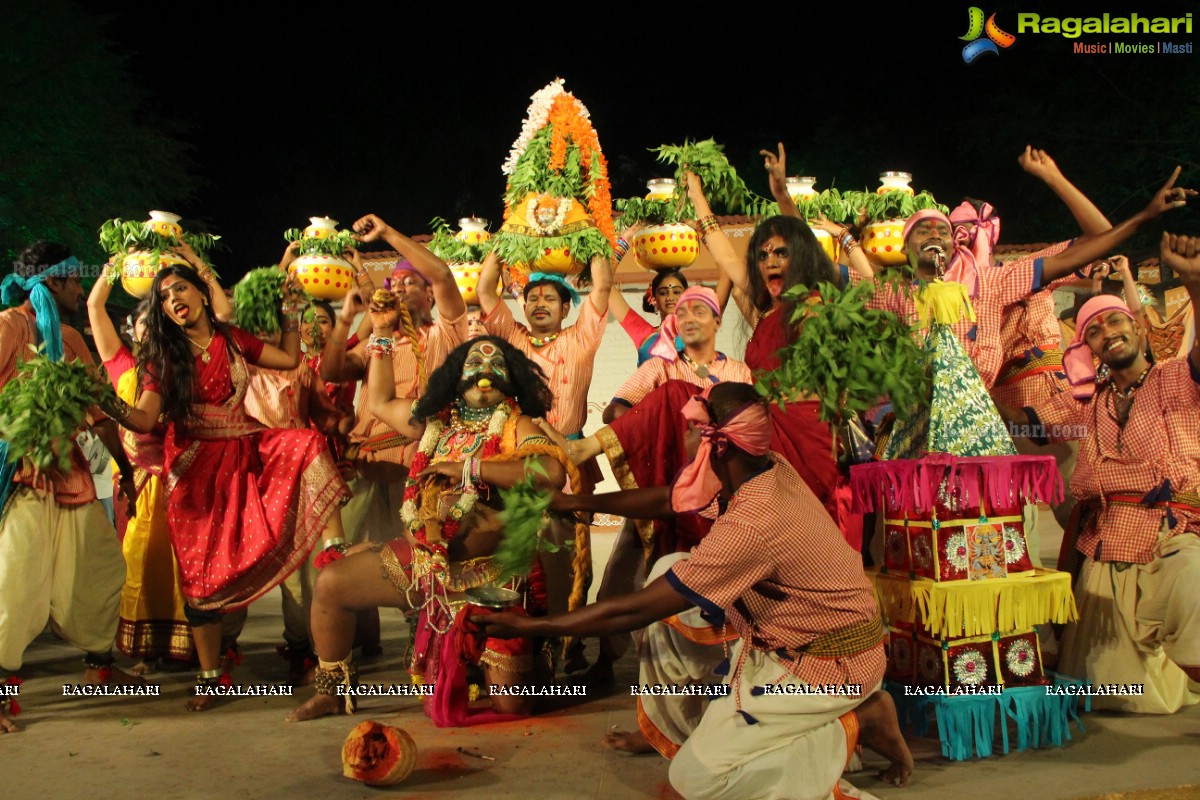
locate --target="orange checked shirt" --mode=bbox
[484,296,607,436]
[667,454,885,691]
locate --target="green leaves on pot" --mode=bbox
[753,279,928,428]
[862,190,948,223]
[0,347,119,473]
[794,189,857,224]
[491,226,610,288]
[614,196,694,227]
[653,139,763,215]
[492,458,555,584]
[427,217,493,264]
[97,217,219,279]
[283,228,358,259]
[233,267,289,336]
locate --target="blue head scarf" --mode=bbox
[525,272,580,307]
[0,255,79,516]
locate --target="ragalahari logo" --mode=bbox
[960,7,1017,62]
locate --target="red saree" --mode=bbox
[146,328,350,611]
[743,309,860,550]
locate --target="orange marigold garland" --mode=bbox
[496,79,614,282]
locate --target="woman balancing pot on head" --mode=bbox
[685,165,873,545]
[607,223,734,366]
[106,264,351,710]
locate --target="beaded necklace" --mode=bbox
[527,331,560,348]
[1103,362,1153,452]
[402,399,514,549]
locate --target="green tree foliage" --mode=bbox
[0,1,199,272]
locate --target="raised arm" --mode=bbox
[686,171,749,295]
[588,254,612,315]
[761,142,802,219]
[173,240,233,322]
[607,225,640,323]
[1020,146,1112,236]
[477,250,504,315]
[1159,232,1200,372]
[250,276,304,369]
[1040,168,1194,285]
[320,286,368,383]
[812,217,874,278]
[353,213,467,321]
[87,265,125,362]
[363,299,425,441]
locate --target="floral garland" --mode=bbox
[499,79,615,250]
[401,400,514,553]
[502,79,565,177]
[526,195,572,236]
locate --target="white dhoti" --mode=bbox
[637,552,733,757]
[0,488,124,670]
[1059,532,1200,713]
[668,640,877,800]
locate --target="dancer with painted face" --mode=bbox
[289,320,570,724]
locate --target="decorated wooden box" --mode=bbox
[882,506,1034,581]
[910,629,1046,690]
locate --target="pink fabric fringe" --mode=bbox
[850,455,1063,515]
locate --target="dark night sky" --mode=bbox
[78,1,1199,275]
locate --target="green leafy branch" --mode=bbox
[653,139,770,216]
[98,218,219,277]
[427,217,493,264]
[492,459,556,584]
[753,279,928,429]
[233,267,290,335]
[283,227,358,259]
[0,346,119,473]
[862,190,949,223]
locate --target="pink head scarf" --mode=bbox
[671,384,772,513]
[649,286,721,362]
[903,209,979,297]
[949,200,1001,271]
[389,259,431,288]
[1063,295,1136,400]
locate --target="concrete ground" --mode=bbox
[3,515,1198,800]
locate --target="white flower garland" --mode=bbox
[526,195,572,235]
[501,78,566,176]
[400,404,512,538]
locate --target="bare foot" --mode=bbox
[0,707,20,733]
[855,691,913,788]
[83,665,149,686]
[185,693,218,712]
[128,660,157,677]
[603,729,654,754]
[286,693,343,722]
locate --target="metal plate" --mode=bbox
[464,586,521,610]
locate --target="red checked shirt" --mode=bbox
[1031,357,1200,564]
[858,252,1051,388]
[612,354,752,408]
[667,454,885,690]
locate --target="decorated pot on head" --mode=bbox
[121,250,189,299]
[146,210,184,239]
[500,192,597,276]
[876,171,914,196]
[786,176,818,205]
[633,224,699,271]
[809,227,838,264]
[456,216,491,246]
[861,219,908,267]
[452,261,502,306]
[645,178,677,202]
[289,217,355,301]
[863,172,916,267]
